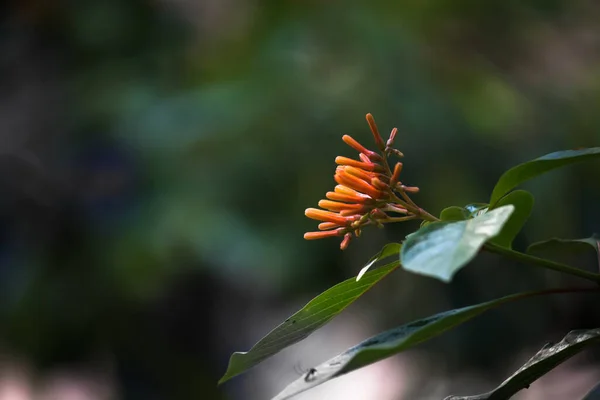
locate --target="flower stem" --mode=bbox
[484,242,600,284]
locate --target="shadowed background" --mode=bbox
[0,0,599,399]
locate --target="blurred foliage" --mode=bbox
[1,0,600,398]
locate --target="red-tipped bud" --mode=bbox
[326,191,373,204]
[318,222,340,230]
[340,233,352,250]
[386,128,398,148]
[391,162,403,184]
[334,172,382,199]
[305,208,349,225]
[318,199,363,212]
[366,113,386,151]
[304,229,344,240]
[335,156,378,171]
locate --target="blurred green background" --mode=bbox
[1,0,600,399]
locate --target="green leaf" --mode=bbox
[356,243,402,281]
[490,147,600,205]
[527,235,600,271]
[489,190,534,249]
[445,328,600,400]
[582,380,600,400]
[218,261,399,384]
[464,203,489,217]
[401,205,515,282]
[440,206,470,222]
[271,290,567,400]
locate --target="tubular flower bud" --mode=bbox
[326,191,372,204]
[335,156,378,171]
[391,162,403,184]
[342,135,370,155]
[318,222,340,230]
[343,166,375,182]
[334,172,382,200]
[403,185,420,193]
[318,200,363,212]
[371,177,389,190]
[304,229,344,240]
[340,233,352,250]
[305,208,349,225]
[304,112,424,249]
[386,128,398,148]
[366,113,386,151]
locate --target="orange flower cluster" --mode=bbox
[304,113,421,249]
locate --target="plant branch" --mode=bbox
[484,242,600,284]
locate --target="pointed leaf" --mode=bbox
[218,261,399,384]
[527,235,600,271]
[356,243,402,281]
[401,205,515,282]
[440,206,470,222]
[272,289,571,400]
[489,190,534,249]
[445,328,600,400]
[490,147,600,205]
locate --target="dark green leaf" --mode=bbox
[440,206,470,221]
[490,147,600,205]
[401,206,514,282]
[445,328,600,400]
[489,190,534,249]
[527,235,600,271]
[218,262,399,384]
[272,290,562,400]
[356,243,402,281]
[581,380,600,400]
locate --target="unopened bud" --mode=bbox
[402,185,420,193]
[371,177,389,190]
[390,162,403,184]
[340,233,352,250]
[318,222,340,230]
[304,229,344,240]
[386,127,398,148]
[366,113,386,151]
